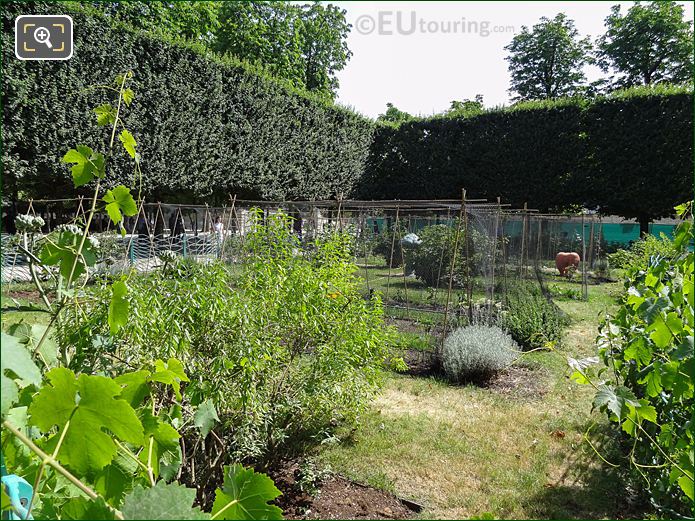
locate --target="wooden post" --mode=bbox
[384,206,400,303]
[489,197,501,311]
[519,202,528,277]
[581,213,588,301]
[441,189,466,356]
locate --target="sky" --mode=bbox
[331,1,694,118]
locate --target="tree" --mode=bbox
[83,1,220,44]
[376,103,414,124]
[299,3,352,94]
[445,95,484,117]
[597,1,694,88]
[504,14,592,101]
[214,1,351,98]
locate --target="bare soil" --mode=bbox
[270,460,416,520]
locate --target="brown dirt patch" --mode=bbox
[271,460,416,520]
[482,365,549,399]
[4,289,42,302]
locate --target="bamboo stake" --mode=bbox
[441,189,466,356]
[384,206,400,303]
[582,213,588,301]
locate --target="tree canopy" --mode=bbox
[597,1,694,87]
[504,13,592,101]
[214,1,351,98]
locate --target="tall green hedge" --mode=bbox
[361,99,586,209]
[362,87,692,228]
[1,2,374,203]
[579,86,693,232]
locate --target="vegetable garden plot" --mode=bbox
[3,197,608,356]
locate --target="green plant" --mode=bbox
[59,210,390,478]
[1,73,282,520]
[502,282,569,350]
[1,346,281,520]
[442,325,520,381]
[404,223,493,288]
[569,202,693,516]
[608,233,678,270]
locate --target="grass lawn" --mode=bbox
[317,281,639,519]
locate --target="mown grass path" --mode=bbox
[318,282,643,519]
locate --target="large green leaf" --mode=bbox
[108,280,130,334]
[7,323,58,368]
[194,399,220,439]
[119,129,137,159]
[121,482,209,520]
[593,384,640,420]
[39,228,97,280]
[62,145,105,187]
[28,368,144,474]
[210,464,283,520]
[103,186,138,226]
[1,332,41,416]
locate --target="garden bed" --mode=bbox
[270,460,418,520]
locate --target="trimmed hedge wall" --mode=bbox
[2,2,691,228]
[362,87,693,227]
[1,2,374,203]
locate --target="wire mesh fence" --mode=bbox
[3,195,615,362]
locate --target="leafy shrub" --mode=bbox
[59,210,389,464]
[608,233,678,269]
[405,224,494,288]
[572,202,693,515]
[371,222,407,268]
[442,325,520,381]
[502,282,569,350]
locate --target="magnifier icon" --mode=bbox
[33,26,53,49]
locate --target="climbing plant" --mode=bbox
[569,202,693,516]
[1,73,283,520]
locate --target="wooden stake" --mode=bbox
[441,189,466,356]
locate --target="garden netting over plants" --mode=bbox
[3,196,615,358]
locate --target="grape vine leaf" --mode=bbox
[114,370,151,408]
[28,368,144,474]
[210,464,283,520]
[148,358,189,401]
[103,185,138,226]
[62,145,105,187]
[7,323,58,368]
[61,497,115,520]
[108,280,130,334]
[1,332,41,416]
[94,462,131,507]
[119,130,137,159]
[93,103,116,127]
[39,229,97,280]
[122,88,134,106]
[593,384,640,420]
[194,399,220,439]
[121,482,209,520]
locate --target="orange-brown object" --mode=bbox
[555,252,580,277]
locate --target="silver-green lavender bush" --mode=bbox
[442,325,520,381]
